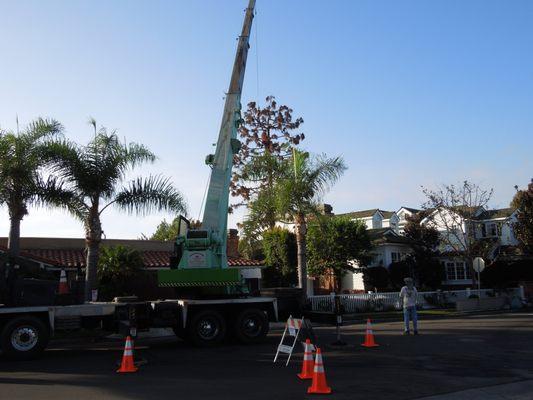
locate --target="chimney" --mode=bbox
[319,203,333,215]
[227,229,239,258]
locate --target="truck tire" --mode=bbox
[187,310,226,347]
[232,308,269,344]
[1,316,50,360]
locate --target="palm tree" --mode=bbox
[275,149,346,297]
[46,120,187,301]
[0,118,66,257]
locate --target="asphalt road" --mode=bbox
[1,312,532,400]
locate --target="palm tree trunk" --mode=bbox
[295,213,307,298]
[7,216,22,258]
[85,210,102,301]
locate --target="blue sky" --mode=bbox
[1,0,532,239]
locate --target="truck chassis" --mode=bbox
[0,297,277,360]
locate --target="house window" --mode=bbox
[445,261,471,281]
[465,264,472,279]
[446,262,456,280]
[482,222,498,237]
[391,252,398,262]
[468,223,475,238]
[455,262,466,280]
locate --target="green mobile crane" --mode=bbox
[0,0,277,359]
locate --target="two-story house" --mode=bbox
[421,206,518,287]
[337,209,401,233]
[335,209,413,292]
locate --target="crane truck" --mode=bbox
[0,0,278,360]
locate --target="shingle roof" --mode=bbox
[367,228,390,239]
[449,205,483,216]
[399,206,421,214]
[337,209,379,219]
[337,209,397,220]
[380,210,395,219]
[368,228,414,245]
[475,208,515,220]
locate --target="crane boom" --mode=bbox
[202,0,255,243]
[158,0,255,288]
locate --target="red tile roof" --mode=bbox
[0,246,263,268]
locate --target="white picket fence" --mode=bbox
[308,288,523,312]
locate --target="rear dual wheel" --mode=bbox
[186,308,269,347]
[232,308,269,344]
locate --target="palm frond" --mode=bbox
[25,118,63,141]
[111,175,188,216]
[307,154,346,197]
[39,139,85,184]
[34,175,88,221]
[124,142,157,168]
[273,149,346,217]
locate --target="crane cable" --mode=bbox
[197,168,211,223]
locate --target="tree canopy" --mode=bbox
[511,179,533,254]
[274,149,346,295]
[231,95,305,214]
[262,227,297,287]
[0,118,68,256]
[422,180,494,262]
[400,210,445,289]
[307,216,372,292]
[44,120,187,300]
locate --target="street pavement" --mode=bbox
[0,312,532,399]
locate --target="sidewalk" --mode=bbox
[415,380,533,399]
[305,307,531,324]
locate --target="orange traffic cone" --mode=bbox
[361,318,379,348]
[297,339,315,379]
[117,336,138,373]
[307,348,332,394]
[58,269,69,295]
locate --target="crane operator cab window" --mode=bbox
[170,215,191,269]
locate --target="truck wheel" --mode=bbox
[187,310,226,347]
[1,316,50,360]
[233,308,269,344]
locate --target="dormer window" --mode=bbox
[482,222,499,237]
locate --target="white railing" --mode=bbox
[308,287,523,312]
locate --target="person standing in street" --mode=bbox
[399,277,418,335]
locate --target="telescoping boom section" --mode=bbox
[158,0,256,288]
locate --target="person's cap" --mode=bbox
[404,277,413,284]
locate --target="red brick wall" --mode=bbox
[227,229,239,258]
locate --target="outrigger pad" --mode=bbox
[157,268,241,287]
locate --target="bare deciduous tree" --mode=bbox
[421,181,494,276]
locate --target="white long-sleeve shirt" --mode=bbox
[399,286,418,308]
